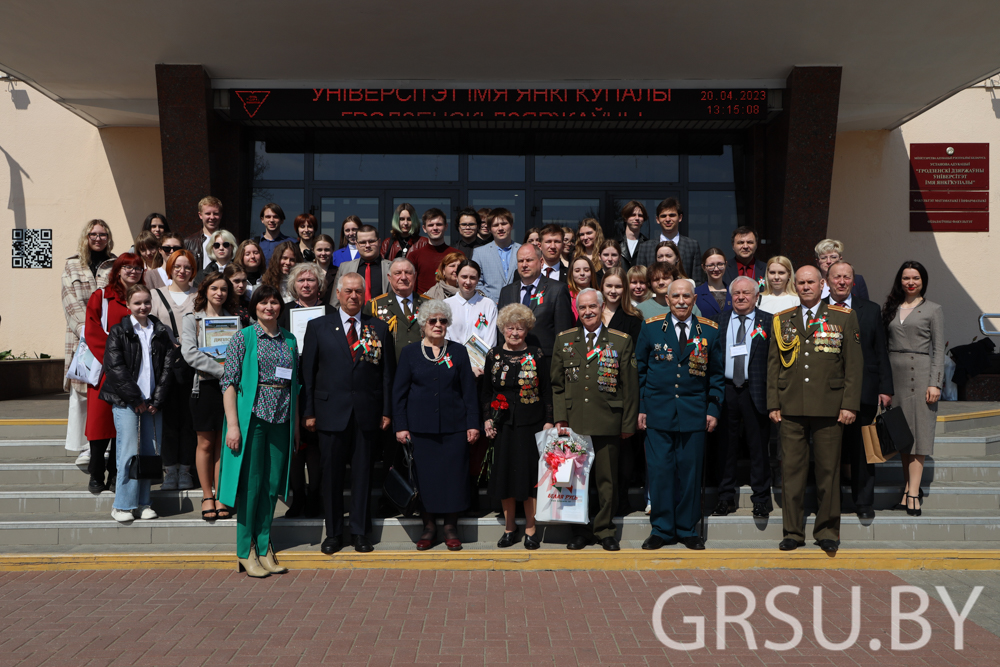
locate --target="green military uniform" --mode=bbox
[364,291,430,363]
[767,302,863,544]
[551,325,639,541]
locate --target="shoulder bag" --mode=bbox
[66,289,109,386]
[155,289,195,386]
[127,418,163,481]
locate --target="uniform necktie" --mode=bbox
[364,262,372,302]
[586,332,596,351]
[346,317,358,361]
[677,322,687,348]
[836,301,846,308]
[806,309,814,324]
[401,297,414,322]
[521,284,533,306]
[734,315,747,387]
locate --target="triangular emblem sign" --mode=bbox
[234,90,271,119]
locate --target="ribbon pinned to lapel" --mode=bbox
[530,290,544,306]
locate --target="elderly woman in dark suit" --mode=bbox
[392,299,480,551]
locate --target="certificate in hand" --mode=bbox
[465,334,490,371]
[201,316,241,348]
[290,306,326,351]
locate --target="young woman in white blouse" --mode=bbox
[444,258,498,376]
[757,255,800,314]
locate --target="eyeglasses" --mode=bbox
[161,245,182,253]
[458,223,478,228]
[121,266,143,274]
[704,263,726,271]
[427,318,449,326]
[213,242,232,249]
[356,239,378,246]
[88,233,109,240]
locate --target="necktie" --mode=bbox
[734,315,747,387]
[401,297,414,322]
[806,309,814,325]
[545,267,553,278]
[836,301,846,308]
[346,317,358,362]
[521,284,533,306]
[677,322,687,349]
[586,332,596,351]
[364,262,372,303]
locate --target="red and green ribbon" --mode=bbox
[530,290,544,306]
[437,354,454,368]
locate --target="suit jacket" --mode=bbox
[716,308,772,415]
[634,235,706,284]
[301,310,396,433]
[472,241,521,302]
[694,282,732,320]
[497,276,574,357]
[363,291,430,362]
[392,342,479,434]
[607,308,642,343]
[329,258,392,306]
[617,232,647,271]
[722,258,767,287]
[830,297,893,406]
[331,245,357,268]
[635,314,725,431]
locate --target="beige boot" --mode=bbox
[258,541,288,574]
[238,550,270,578]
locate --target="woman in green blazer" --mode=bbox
[219,284,298,577]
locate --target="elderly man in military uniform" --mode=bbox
[768,265,863,554]
[636,278,724,551]
[551,288,638,551]
[364,258,430,362]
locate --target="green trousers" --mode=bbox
[236,416,290,559]
[780,415,842,543]
[574,436,619,541]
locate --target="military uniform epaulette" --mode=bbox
[370,293,389,304]
[696,316,718,329]
[558,328,578,337]
[775,306,797,316]
[827,304,851,313]
[607,328,629,340]
[645,314,668,324]
[417,294,431,301]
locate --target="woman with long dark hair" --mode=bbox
[142,213,170,240]
[882,260,944,517]
[261,241,304,301]
[380,203,427,260]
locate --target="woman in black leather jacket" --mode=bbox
[99,283,177,523]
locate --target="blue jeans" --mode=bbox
[112,406,162,511]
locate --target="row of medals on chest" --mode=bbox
[563,342,620,392]
[782,319,844,353]
[493,352,540,403]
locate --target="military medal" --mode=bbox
[781,318,797,344]
[518,353,540,403]
[597,344,619,393]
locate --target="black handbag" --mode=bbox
[127,454,164,481]
[875,404,914,456]
[383,440,418,512]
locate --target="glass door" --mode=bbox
[312,190,382,241]
[532,191,604,230]
[387,190,460,245]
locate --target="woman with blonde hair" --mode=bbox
[194,229,237,287]
[424,251,465,301]
[62,219,117,462]
[758,255,800,314]
[627,265,650,307]
[573,218,605,270]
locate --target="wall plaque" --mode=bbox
[909,143,989,231]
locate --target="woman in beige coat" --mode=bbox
[882,261,944,517]
[61,220,116,462]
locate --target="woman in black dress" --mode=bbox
[482,304,553,549]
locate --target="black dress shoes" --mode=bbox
[778,538,805,551]
[523,532,541,550]
[816,539,839,554]
[712,500,737,516]
[752,503,770,518]
[352,535,374,553]
[320,536,342,555]
[856,506,875,520]
[642,535,667,550]
[497,531,520,548]
[88,478,105,495]
[566,535,595,550]
[601,537,620,551]
[681,536,705,550]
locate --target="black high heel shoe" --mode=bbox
[906,494,922,517]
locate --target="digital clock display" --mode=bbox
[231,88,770,121]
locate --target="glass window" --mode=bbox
[319,197,379,239]
[688,145,735,183]
[687,191,737,252]
[315,154,459,181]
[540,198,601,227]
[250,189,305,239]
[468,190,526,241]
[392,197,454,245]
[468,155,526,182]
[535,155,678,183]
[253,142,304,180]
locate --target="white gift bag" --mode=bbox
[534,427,595,524]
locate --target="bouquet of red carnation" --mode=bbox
[490,393,510,430]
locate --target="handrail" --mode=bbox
[979,314,1000,336]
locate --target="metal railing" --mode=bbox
[979,314,1000,336]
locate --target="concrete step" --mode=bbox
[0,440,74,459]
[935,402,1000,434]
[0,508,996,547]
[932,426,1000,457]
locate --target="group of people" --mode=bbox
[60,194,945,575]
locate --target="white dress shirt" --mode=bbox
[670,314,694,346]
[131,316,155,401]
[659,232,680,246]
[445,292,498,349]
[828,294,853,309]
[724,309,754,381]
[542,262,561,281]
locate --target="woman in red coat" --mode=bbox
[84,253,145,494]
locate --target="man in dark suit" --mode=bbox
[497,244,574,358]
[302,272,396,555]
[539,224,569,283]
[722,226,767,288]
[827,260,893,520]
[712,276,774,518]
[634,197,705,284]
[617,200,649,271]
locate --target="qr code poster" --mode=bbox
[12,228,53,269]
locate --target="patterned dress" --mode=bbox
[222,322,294,424]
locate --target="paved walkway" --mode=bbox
[0,568,998,666]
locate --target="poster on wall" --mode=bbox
[909,143,989,231]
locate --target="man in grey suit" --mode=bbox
[472,208,520,302]
[634,198,705,284]
[327,225,391,307]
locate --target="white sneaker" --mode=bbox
[111,509,134,524]
[74,448,91,466]
[177,465,195,490]
[161,465,179,490]
[137,506,158,520]
[645,504,652,515]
